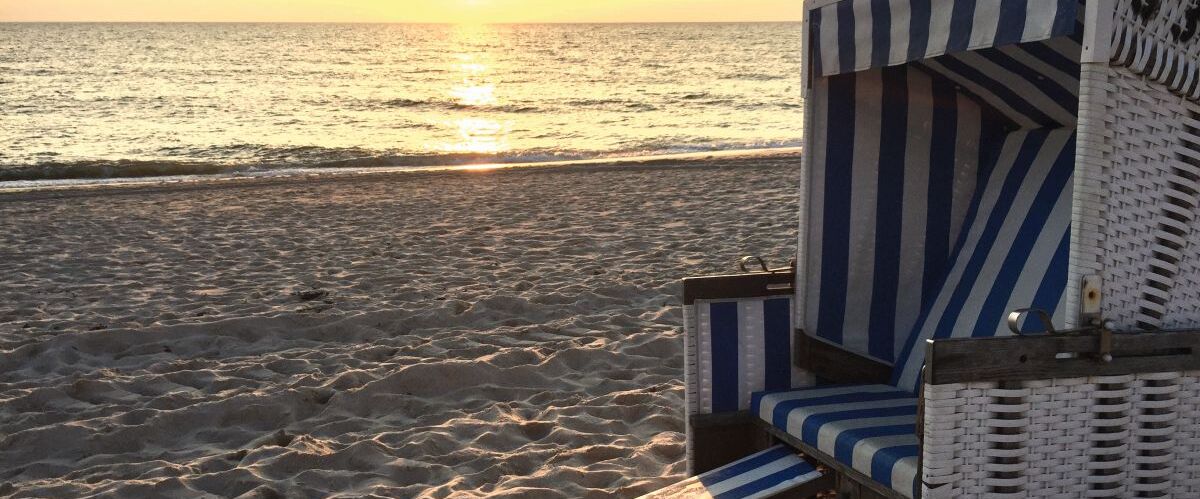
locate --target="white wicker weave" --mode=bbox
[1110,0,1200,99]
[683,302,700,474]
[928,9,1200,489]
[1068,62,1200,331]
[922,371,1200,498]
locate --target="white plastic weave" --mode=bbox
[922,371,1200,498]
[1110,0,1200,100]
[1069,62,1200,330]
[683,303,699,474]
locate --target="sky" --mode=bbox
[0,0,804,23]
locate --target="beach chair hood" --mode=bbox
[796,0,1092,371]
[807,0,1079,77]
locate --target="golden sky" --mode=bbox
[0,0,803,23]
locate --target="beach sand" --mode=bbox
[0,155,799,498]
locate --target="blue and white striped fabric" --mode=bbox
[891,128,1076,391]
[693,297,801,413]
[752,385,920,498]
[808,0,1078,76]
[800,36,1080,366]
[802,65,991,365]
[911,35,1082,128]
[649,445,822,499]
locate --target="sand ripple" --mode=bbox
[0,157,797,497]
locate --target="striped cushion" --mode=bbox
[641,445,822,499]
[692,297,798,413]
[808,0,1078,77]
[752,385,920,498]
[891,128,1075,391]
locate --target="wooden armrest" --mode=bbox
[794,329,892,385]
[925,329,1200,385]
[682,271,795,305]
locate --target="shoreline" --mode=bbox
[0,147,802,197]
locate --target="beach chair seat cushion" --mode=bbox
[640,445,822,499]
[752,385,920,498]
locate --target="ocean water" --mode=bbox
[0,23,803,182]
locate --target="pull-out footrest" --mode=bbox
[639,445,825,499]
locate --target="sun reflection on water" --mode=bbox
[436,24,513,155]
[447,117,508,153]
[450,83,496,106]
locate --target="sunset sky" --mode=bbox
[0,0,804,23]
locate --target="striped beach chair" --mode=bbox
[651,0,1200,497]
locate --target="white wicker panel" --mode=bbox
[1173,374,1200,496]
[1068,62,1117,329]
[1129,372,1183,496]
[683,303,699,475]
[1162,99,1200,328]
[922,372,1200,498]
[1110,0,1200,99]
[695,302,716,415]
[1070,63,1200,330]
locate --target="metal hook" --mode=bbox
[739,256,770,273]
[1007,308,1057,336]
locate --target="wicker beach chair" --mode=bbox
[645,0,1200,497]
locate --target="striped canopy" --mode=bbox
[796,0,1084,374]
[808,0,1079,76]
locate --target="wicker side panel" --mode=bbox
[1025,378,1097,497]
[683,303,699,475]
[1072,63,1200,330]
[1163,105,1200,328]
[1129,371,1184,496]
[1175,373,1200,495]
[922,372,1200,498]
[1068,63,1116,328]
[1109,0,1200,100]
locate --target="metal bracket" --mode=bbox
[1008,308,1057,335]
[1009,302,1114,364]
[739,256,770,273]
[1097,320,1115,363]
[1081,275,1103,326]
[738,256,794,275]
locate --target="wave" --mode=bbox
[0,141,802,182]
[369,96,682,114]
[373,97,540,114]
[0,160,236,182]
[720,73,789,81]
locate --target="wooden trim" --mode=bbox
[754,419,908,499]
[682,271,795,305]
[926,329,1200,385]
[794,330,892,385]
[688,411,753,429]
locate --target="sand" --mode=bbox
[0,155,799,498]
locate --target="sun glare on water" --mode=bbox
[435,24,512,155]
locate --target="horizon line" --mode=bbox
[0,20,803,24]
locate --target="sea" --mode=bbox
[0,23,803,183]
